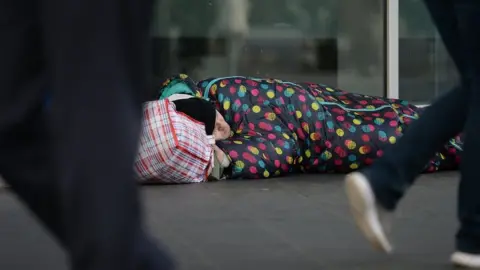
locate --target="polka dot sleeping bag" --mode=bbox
[158,75,463,179]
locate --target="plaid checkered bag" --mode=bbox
[134,99,213,184]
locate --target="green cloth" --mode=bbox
[158,79,196,100]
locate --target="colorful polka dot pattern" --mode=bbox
[158,75,463,179]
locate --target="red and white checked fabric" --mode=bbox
[134,99,213,184]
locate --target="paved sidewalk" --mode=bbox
[0,172,459,270]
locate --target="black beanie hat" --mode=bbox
[172,98,216,135]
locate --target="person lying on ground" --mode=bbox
[167,94,231,180]
[153,74,462,181]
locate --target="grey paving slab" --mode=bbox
[0,172,460,269]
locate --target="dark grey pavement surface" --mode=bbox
[0,172,460,270]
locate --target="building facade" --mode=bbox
[150,0,458,104]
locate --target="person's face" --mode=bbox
[213,111,231,140]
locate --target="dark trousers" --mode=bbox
[0,0,175,269]
[364,0,480,253]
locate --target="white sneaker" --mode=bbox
[451,251,480,268]
[345,172,393,253]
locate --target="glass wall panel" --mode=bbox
[399,0,459,103]
[151,0,386,96]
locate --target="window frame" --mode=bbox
[386,0,399,100]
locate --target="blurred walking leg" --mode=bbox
[41,0,175,269]
[344,0,474,256]
[0,0,65,248]
[0,0,175,269]
[450,0,480,266]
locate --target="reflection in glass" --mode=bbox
[399,0,459,103]
[151,0,385,96]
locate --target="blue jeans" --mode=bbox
[363,0,480,253]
